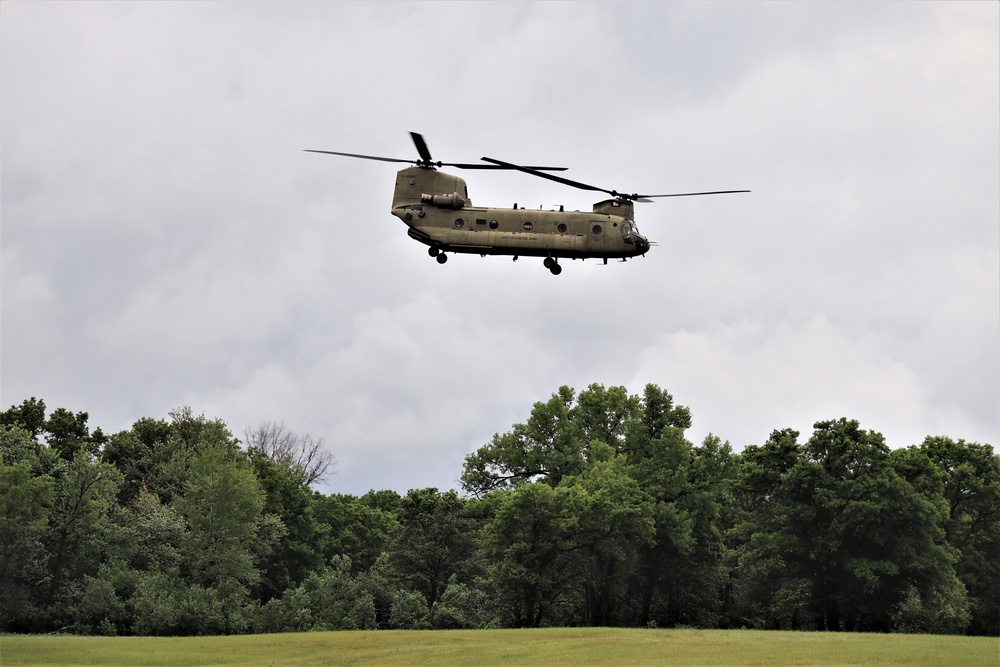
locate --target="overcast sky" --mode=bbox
[3,1,997,496]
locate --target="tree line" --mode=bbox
[0,385,996,636]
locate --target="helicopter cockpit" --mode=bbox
[621,221,638,243]
[620,220,650,254]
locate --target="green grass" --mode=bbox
[2,628,997,666]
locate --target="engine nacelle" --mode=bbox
[421,192,467,209]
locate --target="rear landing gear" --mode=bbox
[436,253,448,264]
[543,257,562,275]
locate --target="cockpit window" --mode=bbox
[621,221,635,243]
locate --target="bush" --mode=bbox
[893,583,971,635]
[430,579,496,629]
[388,590,430,629]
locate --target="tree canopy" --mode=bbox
[0,389,995,636]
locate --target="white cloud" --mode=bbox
[632,315,928,449]
[2,1,996,494]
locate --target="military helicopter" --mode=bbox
[306,133,748,275]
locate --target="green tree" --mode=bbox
[430,576,496,629]
[0,457,53,581]
[249,448,324,601]
[45,408,104,461]
[481,482,574,627]
[255,556,375,632]
[729,428,805,628]
[386,488,478,610]
[112,489,186,574]
[906,437,999,635]
[100,418,172,504]
[174,445,281,634]
[462,386,583,495]
[129,571,228,636]
[630,434,732,628]
[68,489,188,636]
[314,491,398,574]
[44,452,123,623]
[384,589,428,629]
[70,563,134,635]
[731,420,966,632]
[1,397,47,438]
[465,383,703,627]
[560,453,655,626]
[0,432,54,630]
[101,410,239,506]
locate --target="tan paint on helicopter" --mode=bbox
[391,166,644,260]
[307,131,746,273]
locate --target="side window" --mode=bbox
[591,223,604,235]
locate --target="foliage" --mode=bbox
[0,392,995,637]
[244,421,335,486]
[729,421,969,632]
[385,488,479,609]
[248,448,324,601]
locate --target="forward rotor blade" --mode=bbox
[481,157,613,195]
[410,132,434,164]
[484,157,749,201]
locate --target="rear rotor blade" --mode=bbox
[639,190,751,199]
[303,149,417,164]
[305,151,567,171]
[450,162,568,171]
[410,132,434,164]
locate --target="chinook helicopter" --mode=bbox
[306,133,748,275]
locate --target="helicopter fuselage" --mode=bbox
[390,166,650,267]
[307,131,746,275]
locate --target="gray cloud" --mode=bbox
[3,1,996,495]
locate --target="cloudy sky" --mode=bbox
[3,1,997,496]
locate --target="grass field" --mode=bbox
[2,628,997,666]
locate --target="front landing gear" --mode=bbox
[543,257,562,275]
[428,246,448,264]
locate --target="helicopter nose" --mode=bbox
[635,236,650,254]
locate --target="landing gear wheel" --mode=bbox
[543,257,555,270]
[436,253,448,264]
[428,246,440,257]
[549,262,562,275]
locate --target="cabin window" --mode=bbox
[523,222,534,231]
[591,223,603,235]
[455,219,465,229]
[557,223,567,233]
[489,220,499,229]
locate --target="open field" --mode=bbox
[3,628,997,666]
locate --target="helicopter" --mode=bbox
[306,133,748,275]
